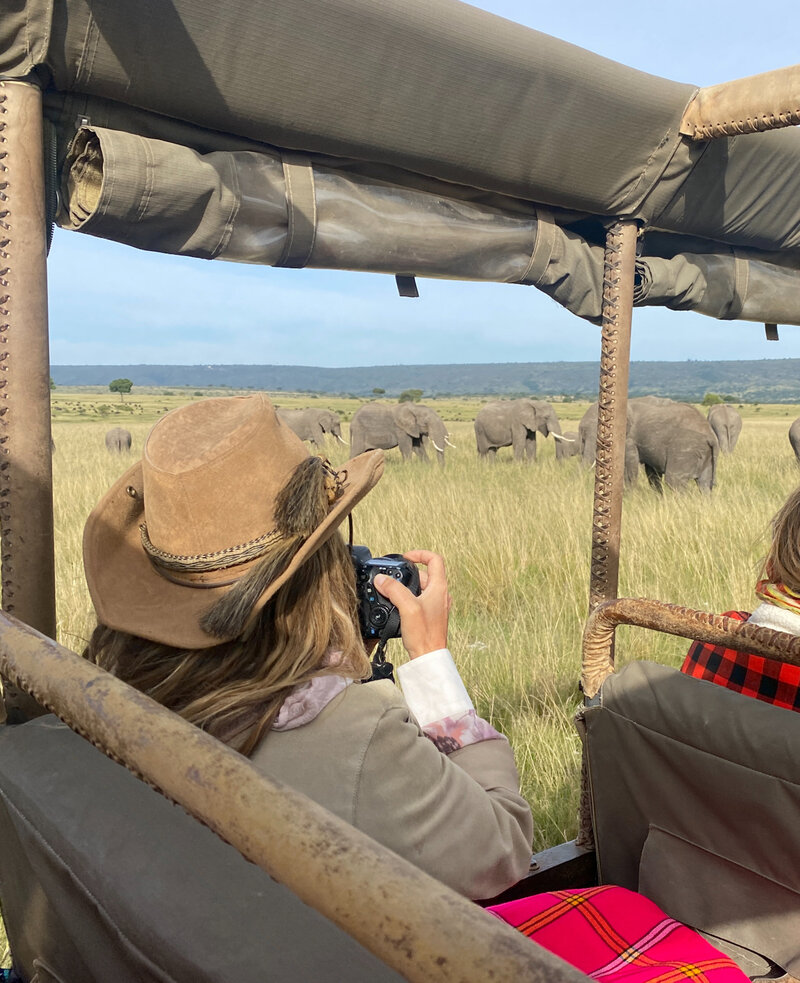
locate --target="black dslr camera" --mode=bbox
[351,546,421,640]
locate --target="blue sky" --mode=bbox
[47,0,800,367]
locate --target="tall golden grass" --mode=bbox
[45,404,800,853]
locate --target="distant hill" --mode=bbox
[50,359,800,402]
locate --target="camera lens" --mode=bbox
[370,607,389,627]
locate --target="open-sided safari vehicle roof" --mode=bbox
[2,1,800,979]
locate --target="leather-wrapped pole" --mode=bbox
[588,220,638,613]
[0,80,54,722]
[0,610,587,983]
[580,220,637,852]
[581,596,800,700]
[680,63,800,140]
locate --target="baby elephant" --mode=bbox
[105,427,132,453]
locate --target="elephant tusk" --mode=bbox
[335,433,347,444]
[432,440,445,453]
[445,436,457,448]
[551,432,575,442]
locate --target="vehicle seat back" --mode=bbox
[579,661,800,979]
[0,715,403,983]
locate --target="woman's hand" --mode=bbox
[374,550,451,659]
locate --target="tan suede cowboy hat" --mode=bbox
[84,394,384,649]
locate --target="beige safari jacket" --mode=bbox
[251,679,533,900]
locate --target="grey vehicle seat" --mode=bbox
[579,660,800,980]
[0,715,403,983]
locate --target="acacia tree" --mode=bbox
[109,378,133,401]
[398,389,423,403]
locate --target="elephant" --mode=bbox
[554,430,580,461]
[277,407,346,449]
[789,418,800,463]
[474,398,563,462]
[578,404,641,485]
[579,396,718,493]
[105,427,132,453]
[350,402,452,467]
[707,404,742,453]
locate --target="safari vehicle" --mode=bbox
[1,1,800,980]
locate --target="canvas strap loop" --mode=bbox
[277,153,317,269]
[520,207,556,285]
[723,251,749,320]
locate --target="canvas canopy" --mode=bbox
[3,0,800,325]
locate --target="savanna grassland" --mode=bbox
[44,389,800,850]
[1,388,799,966]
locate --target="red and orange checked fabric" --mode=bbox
[487,885,749,982]
[682,611,800,712]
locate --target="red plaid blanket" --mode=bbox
[682,610,800,711]
[488,885,748,981]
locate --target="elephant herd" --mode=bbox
[277,403,455,466]
[274,398,742,491]
[99,399,800,491]
[474,396,741,493]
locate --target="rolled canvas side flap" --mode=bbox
[634,251,800,325]
[523,212,605,323]
[59,126,548,284]
[59,126,800,326]
[639,825,800,977]
[59,127,244,259]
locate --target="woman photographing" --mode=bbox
[82,393,533,901]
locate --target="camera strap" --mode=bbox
[368,608,402,683]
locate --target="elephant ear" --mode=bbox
[395,404,422,438]
[518,401,539,431]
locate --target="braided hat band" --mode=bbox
[140,458,346,576]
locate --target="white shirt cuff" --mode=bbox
[395,648,474,728]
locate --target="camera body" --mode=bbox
[351,546,421,639]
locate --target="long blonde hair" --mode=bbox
[83,532,370,755]
[763,484,800,592]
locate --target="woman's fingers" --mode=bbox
[374,550,450,659]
